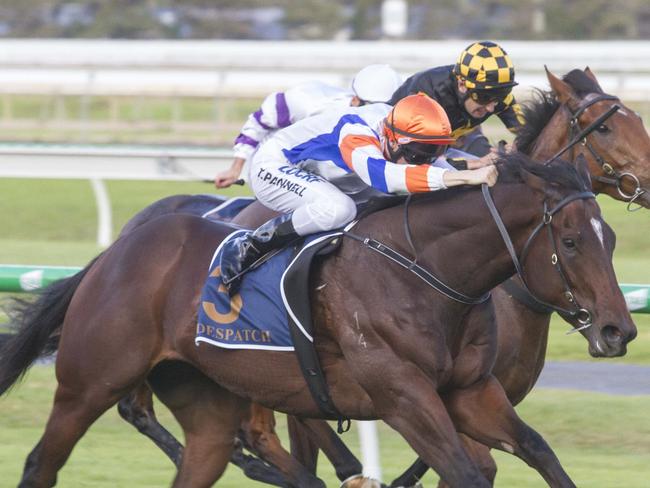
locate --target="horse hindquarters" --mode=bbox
[17,215,225,486]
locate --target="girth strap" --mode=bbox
[283,235,351,433]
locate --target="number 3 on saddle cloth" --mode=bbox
[196,228,348,423]
[196,229,341,350]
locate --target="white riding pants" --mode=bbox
[249,141,357,236]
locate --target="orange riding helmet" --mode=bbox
[384,93,454,164]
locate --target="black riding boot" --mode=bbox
[220,213,299,295]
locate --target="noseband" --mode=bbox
[554,94,646,211]
[482,184,596,333]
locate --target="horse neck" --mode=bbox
[527,104,571,162]
[402,184,542,300]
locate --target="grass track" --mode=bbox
[1,366,649,487]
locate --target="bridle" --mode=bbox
[552,94,647,211]
[482,184,596,334]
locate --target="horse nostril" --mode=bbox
[602,325,623,344]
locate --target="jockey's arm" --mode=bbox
[232,90,293,162]
[339,127,497,193]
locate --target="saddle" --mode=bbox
[331,173,406,218]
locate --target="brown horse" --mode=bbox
[0,153,637,487]
[112,67,650,487]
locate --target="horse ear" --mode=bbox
[583,67,604,92]
[574,153,593,190]
[545,66,578,106]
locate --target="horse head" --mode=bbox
[517,67,650,209]
[496,153,637,357]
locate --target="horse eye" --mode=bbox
[596,124,609,133]
[563,238,576,249]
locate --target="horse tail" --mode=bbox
[0,254,101,395]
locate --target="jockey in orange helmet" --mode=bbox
[220,93,497,293]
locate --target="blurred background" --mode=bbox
[0,1,649,487]
[0,0,648,146]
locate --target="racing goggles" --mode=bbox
[469,86,512,105]
[400,142,448,165]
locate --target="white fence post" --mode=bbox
[90,178,112,248]
[358,420,382,480]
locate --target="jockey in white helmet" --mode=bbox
[214,65,403,188]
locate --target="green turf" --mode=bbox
[0,366,649,487]
[0,178,251,248]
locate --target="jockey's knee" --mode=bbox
[296,195,356,234]
[329,194,357,226]
[310,197,355,230]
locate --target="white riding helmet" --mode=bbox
[351,64,403,103]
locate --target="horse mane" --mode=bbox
[496,151,591,193]
[515,69,604,155]
[410,151,589,212]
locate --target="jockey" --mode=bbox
[215,64,404,188]
[220,93,498,293]
[390,40,525,167]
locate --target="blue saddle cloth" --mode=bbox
[196,230,337,351]
[201,196,255,222]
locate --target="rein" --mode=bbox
[481,184,595,333]
[343,197,490,305]
[553,94,646,211]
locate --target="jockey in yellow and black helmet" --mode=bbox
[390,41,525,168]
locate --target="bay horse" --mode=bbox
[0,153,637,487]
[112,66,650,487]
[2,67,647,487]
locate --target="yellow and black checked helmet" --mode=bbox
[453,41,517,91]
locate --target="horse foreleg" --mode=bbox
[437,435,496,488]
[148,361,247,488]
[287,415,320,475]
[288,416,384,487]
[230,437,288,487]
[346,367,489,488]
[389,445,493,488]
[117,382,184,467]
[389,458,428,487]
[239,404,326,488]
[444,375,575,488]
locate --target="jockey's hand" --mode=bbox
[499,141,516,154]
[467,150,499,169]
[473,165,499,186]
[215,158,245,189]
[444,165,498,187]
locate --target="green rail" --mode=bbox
[0,265,82,292]
[0,264,648,314]
[619,284,650,314]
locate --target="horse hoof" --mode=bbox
[341,475,384,488]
